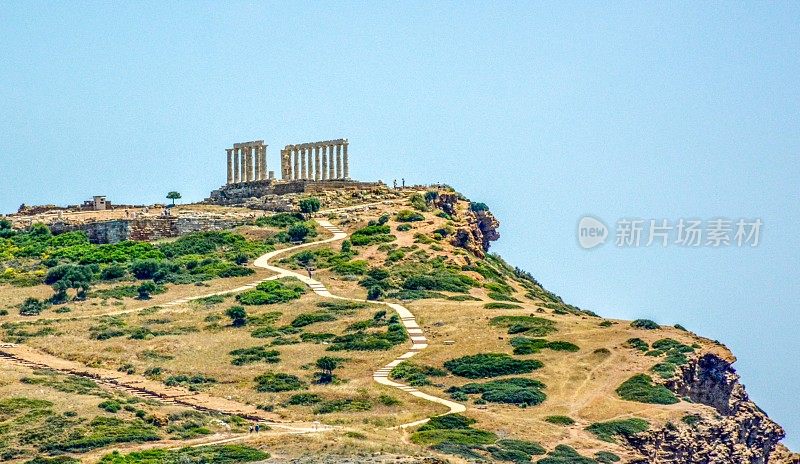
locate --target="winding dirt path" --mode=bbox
[255,219,466,428]
[0,211,461,438]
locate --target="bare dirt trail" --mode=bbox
[254,219,466,428]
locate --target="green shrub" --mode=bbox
[97,445,269,464]
[595,451,621,463]
[484,302,522,309]
[448,378,546,406]
[287,223,314,242]
[164,375,216,390]
[327,323,407,351]
[313,398,373,414]
[237,279,305,305]
[291,311,336,327]
[350,224,396,246]
[586,418,650,442]
[409,193,429,211]
[616,374,678,404]
[299,197,321,214]
[395,210,425,222]
[443,353,543,379]
[229,346,280,365]
[42,416,161,453]
[98,400,122,413]
[101,265,127,280]
[300,332,336,343]
[510,337,579,355]
[599,320,614,327]
[544,415,575,426]
[626,337,649,352]
[469,202,489,212]
[490,315,557,336]
[537,445,597,464]
[396,224,412,232]
[255,212,304,228]
[286,393,322,405]
[225,306,247,327]
[681,414,701,426]
[496,439,546,456]
[631,319,660,330]
[411,414,497,447]
[390,362,447,386]
[254,372,306,392]
[19,297,47,316]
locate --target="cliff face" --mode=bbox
[434,193,500,258]
[628,354,785,463]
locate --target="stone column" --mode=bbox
[335,143,342,179]
[250,146,256,181]
[343,141,349,179]
[297,148,306,179]
[233,147,241,183]
[245,146,252,182]
[314,145,320,180]
[328,144,335,179]
[226,148,233,184]
[260,145,267,180]
[321,145,328,180]
[293,147,299,180]
[307,147,313,180]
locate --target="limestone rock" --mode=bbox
[626,353,786,463]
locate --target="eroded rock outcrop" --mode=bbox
[434,193,500,258]
[627,353,785,463]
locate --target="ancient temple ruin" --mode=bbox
[207,137,381,206]
[226,140,272,184]
[280,139,349,181]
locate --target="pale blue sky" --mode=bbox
[1,1,798,448]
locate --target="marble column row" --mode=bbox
[281,140,349,181]
[226,144,267,184]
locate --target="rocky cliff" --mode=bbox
[628,353,786,463]
[434,193,500,258]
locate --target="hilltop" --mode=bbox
[0,186,795,464]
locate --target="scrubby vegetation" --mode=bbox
[389,362,447,386]
[229,346,280,365]
[646,338,695,379]
[510,337,579,355]
[586,418,650,442]
[537,445,599,464]
[444,353,543,379]
[350,224,396,246]
[616,374,679,404]
[544,415,575,426]
[631,319,660,330]
[97,445,269,464]
[254,372,306,392]
[0,227,271,303]
[447,378,547,406]
[490,315,557,336]
[410,414,546,462]
[484,302,523,309]
[236,278,306,305]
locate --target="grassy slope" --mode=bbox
[0,190,734,462]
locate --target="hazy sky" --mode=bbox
[1,1,798,448]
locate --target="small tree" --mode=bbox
[299,197,321,214]
[287,223,311,242]
[166,191,182,206]
[45,264,93,303]
[315,356,342,384]
[137,281,157,300]
[341,240,352,253]
[226,305,248,327]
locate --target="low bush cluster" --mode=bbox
[585,418,650,442]
[447,378,547,407]
[97,445,269,464]
[537,445,598,464]
[395,210,425,222]
[631,319,660,330]
[490,316,557,336]
[544,415,576,426]
[647,338,695,379]
[510,337,579,355]
[254,372,306,392]
[443,353,543,379]
[350,224,396,246]
[236,279,306,305]
[229,346,280,365]
[389,362,447,386]
[616,374,678,404]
